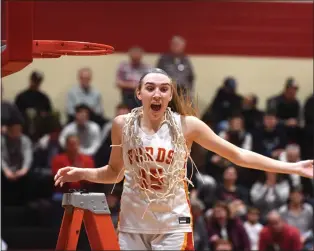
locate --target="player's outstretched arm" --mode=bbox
[54,115,125,187]
[184,116,313,179]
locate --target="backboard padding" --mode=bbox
[1,1,34,77]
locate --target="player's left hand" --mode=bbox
[297,160,313,179]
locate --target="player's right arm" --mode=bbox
[54,115,126,187]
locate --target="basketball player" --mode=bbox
[54,68,313,250]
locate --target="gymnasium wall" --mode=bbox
[2,1,313,119]
[2,54,312,120]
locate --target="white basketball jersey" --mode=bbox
[118,111,193,234]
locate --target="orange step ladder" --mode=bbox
[55,191,120,251]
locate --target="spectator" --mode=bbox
[14,71,53,141]
[1,119,33,205]
[157,35,195,97]
[251,172,290,223]
[267,78,302,144]
[259,210,302,251]
[243,207,263,250]
[279,144,313,198]
[218,115,252,150]
[267,77,300,124]
[215,166,249,218]
[191,198,210,251]
[32,119,62,174]
[207,115,250,181]
[66,67,105,126]
[1,84,23,134]
[279,144,302,187]
[52,134,95,193]
[302,94,314,160]
[203,77,243,131]
[194,173,217,210]
[115,47,150,110]
[95,103,131,167]
[216,116,258,188]
[303,94,314,126]
[59,104,101,156]
[207,201,250,251]
[241,94,264,133]
[253,111,287,159]
[279,186,313,249]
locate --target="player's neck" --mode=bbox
[141,113,165,133]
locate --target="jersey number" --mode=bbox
[140,168,164,190]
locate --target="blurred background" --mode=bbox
[1,1,313,251]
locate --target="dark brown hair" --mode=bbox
[213,201,232,218]
[136,68,198,117]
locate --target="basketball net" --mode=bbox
[111,107,202,218]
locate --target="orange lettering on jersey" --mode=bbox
[150,168,164,190]
[135,148,144,163]
[156,148,166,163]
[128,149,133,165]
[145,147,154,161]
[140,168,149,189]
[139,168,163,190]
[128,147,177,164]
[165,150,174,164]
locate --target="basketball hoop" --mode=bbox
[1,40,115,77]
[32,40,115,58]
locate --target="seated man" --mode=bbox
[279,186,313,250]
[259,210,302,251]
[267,78,300,125]
[66,67,105,126]
[252,111,287,159]
[59,104,101,156]
[1,84,23,134]
[266,78,302,144]
[241,94,264,133]
[1,119,33,205]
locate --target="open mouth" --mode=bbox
[150,104,162,111]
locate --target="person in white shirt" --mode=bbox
[66,67,104,123]
[244,207,263,250]
[59,104,101,156]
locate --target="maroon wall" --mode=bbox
[31,1,312,58]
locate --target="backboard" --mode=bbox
[1,1,34,77]
[1,1,114,78]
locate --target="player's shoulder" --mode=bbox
[180,114,201,127]
[177,114,203,138]
[112,114,128,128]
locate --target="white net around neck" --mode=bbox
[118,107,199,216]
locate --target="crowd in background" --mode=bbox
[1,35,313,251]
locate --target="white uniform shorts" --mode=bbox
[118,231,194,250]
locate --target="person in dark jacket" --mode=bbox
[207,201,250,251]
[252,111,287,159]
[203,77,243,132]
[241,94,264,133]
[191,198,210,251]
[14,71,54,141]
